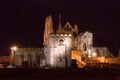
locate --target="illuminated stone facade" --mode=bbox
[13,48,44,67]
[44,34,72,67]
[77,31,93,58]
[43,14,114,68]
[10,15,119,68]
[44,14,77,68]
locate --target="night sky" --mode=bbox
[0,0,120,56]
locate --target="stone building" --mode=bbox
[11,14,118,68]
[76,31,93,58]
[44,15,73,68]
[12,48,44,68]
[44,34,72,67]
[43,14,113,68]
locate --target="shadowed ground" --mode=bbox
[0,68,120,80]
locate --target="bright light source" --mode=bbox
[92,52,97,57]
[11,46,17,51]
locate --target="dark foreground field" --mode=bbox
[0,68,120,80]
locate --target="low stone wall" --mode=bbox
[86,57,105,63]
[106,57,120,64]
[0,56,10,63]
[86,56,120,64]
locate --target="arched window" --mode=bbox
[59,39,64,46]
[83,44,86,51]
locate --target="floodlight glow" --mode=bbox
[11,46,17,51]
[92,52,97,57]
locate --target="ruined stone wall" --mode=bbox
[75,31,93,58]
[13,48,44,67]
[93,47,111,57]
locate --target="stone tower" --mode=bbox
[56,14,63,34]
[44,34,72,68]
[43,15,54,46]
[44,14,73,68]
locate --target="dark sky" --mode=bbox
[0,0,120,56]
